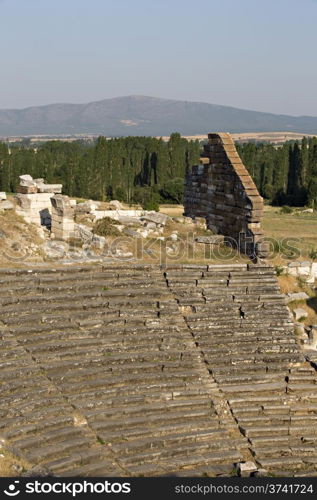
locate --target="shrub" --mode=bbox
[133,187,160,211]
[274,266,284,277]
[280,205,293,214]
[93,217,121,237]
[143,196,160,211]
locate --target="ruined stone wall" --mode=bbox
[184,132,267,258]
[15,175,63,227]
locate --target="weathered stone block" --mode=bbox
[293,308,308,320]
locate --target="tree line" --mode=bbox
[236,137,317,207]
[1,135,317,208]
[0,134,200,209]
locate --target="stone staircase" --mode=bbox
[165,263,317,476]
[0,263,316,476]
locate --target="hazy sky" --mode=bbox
[1,0,317,115]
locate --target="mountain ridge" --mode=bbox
[1,95,317,136]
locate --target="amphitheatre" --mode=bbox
[0,133,317,478]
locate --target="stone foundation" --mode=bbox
[184,133,268,258]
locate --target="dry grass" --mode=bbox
[159,204,184,217]
[0,449,31,477]
[160,205,317,263]
[277,274,299,295]
[0,208,44,267]
[262,208,317,262]
[287,299,317,326]
[277,273,317,327]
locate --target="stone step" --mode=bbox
[220,381,286,395]
[257,456,304,470]
[156,449,242,469]
[96,419,222,444]
[110,428,226,455]
[87,407,215,429]
[45,447,110,473]
[68,386,215,407]
[22,437,93,465]
[117,438,240,467]
[9,426,87,452]
[2,415,75,440]
[72,398,214,419]
[233,405,291,417]
[61,460,123,477]
[202,345,299,357]
[57,374,203,396]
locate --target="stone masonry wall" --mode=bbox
[184,132,267,258]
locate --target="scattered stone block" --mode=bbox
[253,469,268,477]
[18,185,38,194]
[0,192,7,200]
[0,200,14,210]
[293,308,308,321]
[144,221,157,230]
[76,224,93,242]
[37,183,62,194]
[301,261,311,267]
[19,174,35,186]
[288,261,300,268]
[109,200,123,210]
[285,292,309,304]
[76,200,98,213]
[91,235,106,249]
[236,461,258,477]
[195,235,225,244]
[141,212,168,226]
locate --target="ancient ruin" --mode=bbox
[0,263,316,477]
[50,195,76,241]
[184,133,268,258]
[0,133,317,478]
[15,175,62,227]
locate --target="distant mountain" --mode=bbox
[1,95,317,136]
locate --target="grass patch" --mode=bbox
[93,217,121,237]
[0,449,30,477]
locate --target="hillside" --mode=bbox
[1,95,317,136]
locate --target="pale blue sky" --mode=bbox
[1,0,317,115]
